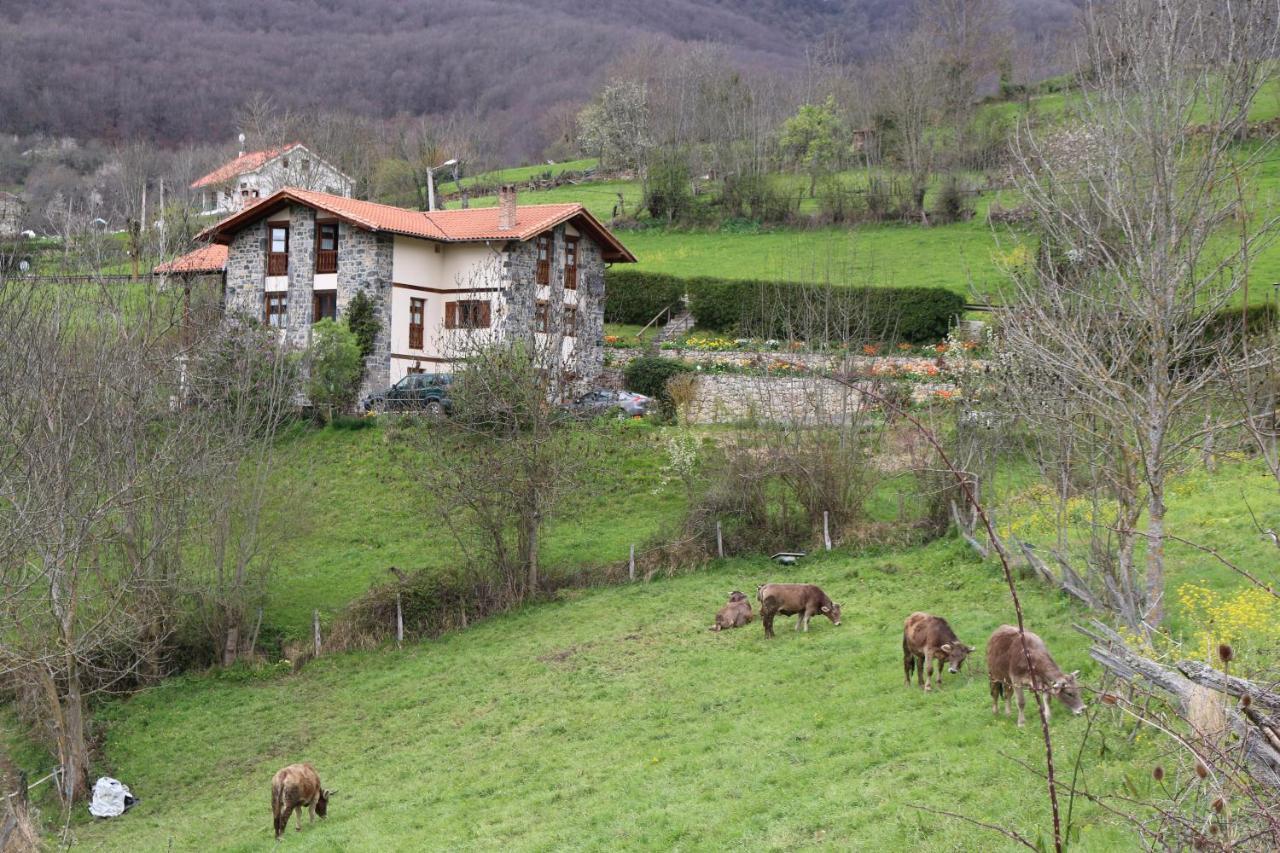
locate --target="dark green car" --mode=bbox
[362,373,453,415]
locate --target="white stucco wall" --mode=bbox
[388,237,505,383]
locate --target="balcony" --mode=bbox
[267,252,288,276]
[316,250,337,274]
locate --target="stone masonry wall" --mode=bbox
[224,223,265,319]
[337,224,393,398]
[682,374,865,425]
[285,205,316,350]
[500,222,606,388]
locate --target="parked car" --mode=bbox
[362,373,453,415]
[566,389,650,419]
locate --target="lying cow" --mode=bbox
[986,625,1086,727]
[271,763,333,840]
[756,583,841,639]
[903,611,973,691]
[710,590,754,632]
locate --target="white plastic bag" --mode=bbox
[88,776,135,818]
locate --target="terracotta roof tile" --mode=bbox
[200,187,636,262]
[153,243,228,274]
[191,143,301,189]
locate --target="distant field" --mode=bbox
[620,221,1019,300]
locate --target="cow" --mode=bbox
[756,583,841,639]
[902,612,973,691]
[710,590,754,632]
[271,763,333,840]
[986,625,1086,727]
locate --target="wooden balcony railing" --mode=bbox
[315,250,337,274]
[267,252,288,276]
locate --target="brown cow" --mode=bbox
[902,612,973,691]
[986,625,1086,727]
[756,583,841,639]
[710,590,754,632]
[271,763,333,840]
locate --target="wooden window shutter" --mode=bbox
[480,301,492,327]
[445,301,457,329]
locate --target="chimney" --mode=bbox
[497,184,517,231]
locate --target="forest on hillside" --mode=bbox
[0,0,1082,153]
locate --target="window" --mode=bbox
[408,297,425,349]
[563,235,578,290]
[267,223,289,276]
[315,221,338,273]
[407,366,425,375]
[445,300,491,330]
[264,292,287,327]
[534,300,550,333]
[564,304,577,336]
[302,159,312,172]
[313,291,336,323]
[535,234,551,285]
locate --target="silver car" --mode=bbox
[569,389,650,419]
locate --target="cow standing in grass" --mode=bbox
[756,583,841,639]
[271,763,332,840]
[986,625,1086,727]
[903,612,973,691]
[710,590,753,632]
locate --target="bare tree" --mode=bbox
[0,271,200,802]
[996,0,1280,630]
[182,323,299,667]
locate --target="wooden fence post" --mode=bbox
[823,511,832,551]
[313,610,322,658]
[716,521,724,558]
[395,592,404,649]
[629,544,636,581]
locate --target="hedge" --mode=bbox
[686,276,964,343]
[623,356,693,401]
[604,270,686,325]
[605,269,965,343]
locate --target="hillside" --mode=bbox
[75,541,1143,851]
[48,433,1276,849]
[0,0,1082,153]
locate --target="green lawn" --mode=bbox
[260,420,681,641]
[77,539,1147,852]
[453,158,600,190]
[620,221,1017,300]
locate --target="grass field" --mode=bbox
[75,539,1150,852]
[259,420,681,640]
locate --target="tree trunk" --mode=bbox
[1144,482,1166,627]
[222,622,241,667]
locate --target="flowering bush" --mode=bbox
[862,344,880,356]
[1177,582,1280,667]
[684,335,738,352]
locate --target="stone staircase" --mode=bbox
[650,308,696,351]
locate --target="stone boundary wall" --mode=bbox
[606,346,986,376]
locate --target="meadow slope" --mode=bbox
[74,541,1150,852]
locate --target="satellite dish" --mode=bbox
[238,132,246,144]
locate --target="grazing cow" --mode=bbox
[756,583,841,639]
[986,625,1086,727]
[271,763,333,840]
[710,590,754,632]
[903,612,973,691]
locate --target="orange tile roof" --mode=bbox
[191,143,301,189]
[200,187,637,262]
[153,243,228,274]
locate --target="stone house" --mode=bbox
[0,191,24,236]
[159,185,636,395]
[191,142,354,216]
